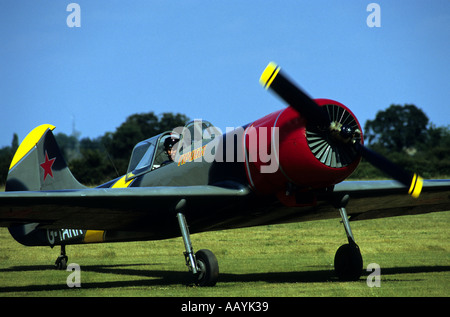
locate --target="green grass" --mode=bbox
[0,211,449,297]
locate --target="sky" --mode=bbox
[1,0,449,148]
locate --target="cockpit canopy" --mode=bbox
[125,120,218,181]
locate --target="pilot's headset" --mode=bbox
[164,134,180,152]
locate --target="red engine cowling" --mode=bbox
[243,99,363,203]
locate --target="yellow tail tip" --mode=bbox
[259,62,280,89]
[9,124,56,170]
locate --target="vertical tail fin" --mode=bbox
[6,124,86,191]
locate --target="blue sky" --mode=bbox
[1,0,449,148]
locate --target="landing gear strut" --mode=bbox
[333,195,363,281]
[177,213,219,286]
[55,244,68,270]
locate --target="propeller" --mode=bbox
[260,62,330,131]
[259,62,423,198]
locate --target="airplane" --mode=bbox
[1,62,449,287]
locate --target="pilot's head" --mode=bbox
[164,135,180,161]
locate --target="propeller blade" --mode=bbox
[259,62,330,130]
[355,143,423,198]
[260,62,423,198]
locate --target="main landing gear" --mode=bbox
[333,194,363,281]
[177,212,219,286]
[54,244,68,270]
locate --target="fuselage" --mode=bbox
[9,98,363,247]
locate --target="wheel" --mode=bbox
[55,255,68,270]
[194,249,219,287]
[334,243,363,281]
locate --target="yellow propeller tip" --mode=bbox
[408,174,423,198]
[259,62,280,89]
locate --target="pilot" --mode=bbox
[162,135,180,165]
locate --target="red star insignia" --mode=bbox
[40,151,56,181]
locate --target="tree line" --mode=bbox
[0,105,449,186]
[0,112,189,186]
[350,104,450,179]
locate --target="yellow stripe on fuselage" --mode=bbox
[111,175,133,188]
[9,124,56,170]
[84,230,105,243]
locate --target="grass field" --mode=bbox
[0,211,449,297]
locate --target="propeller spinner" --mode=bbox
[260,62,423,198]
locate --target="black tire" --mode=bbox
[334,243,363,281]
[195,249,219,287]
[55,255,68,270]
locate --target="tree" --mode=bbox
[69,148,117,185]
[11,133,19,153]
[70,112,190,183]
[102,112,189,175]
[364,104,429,152]
[0,134,19,187]
[351,104,450,180]
[55,132,81,161]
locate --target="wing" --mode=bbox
[199,179,450,230]
[0,185,251,231]
[1,179,449,234]
[332,179,450,221]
